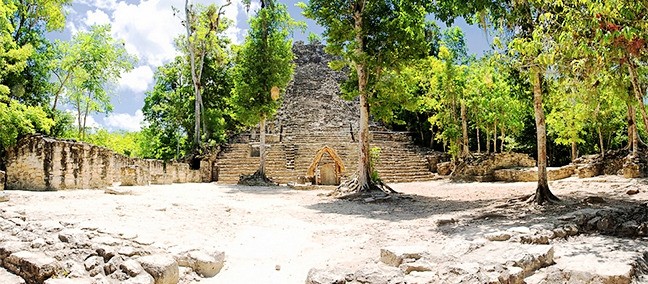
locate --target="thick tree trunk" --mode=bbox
[461,100,469,157]
[353,6,371,190]
[531,70,559,205]
[571,141,577,162]
[259,116,266,176]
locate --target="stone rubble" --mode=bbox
[0,208,225,283]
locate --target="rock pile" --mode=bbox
[572,148,648,178]
[0,209,225,283]
[306,241,555,284]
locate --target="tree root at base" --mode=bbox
[238,170,278,186]
[526,185,561,205]
[328,176,399,201]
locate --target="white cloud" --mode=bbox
[118,65,154,93]
[77,0,118,11]
[66,110,101,129]
[85,9,111,26]
[104,110,144,132]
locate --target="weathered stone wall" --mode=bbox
[5,135,202,191]
[0,170,4,191]
[492,165,576,182]
[449,153,537,180]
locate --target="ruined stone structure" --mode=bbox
[5,135,204,191]
[216,42,438,184]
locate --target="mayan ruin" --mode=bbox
[3,0,648,283]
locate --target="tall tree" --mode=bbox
[231,1,295,181]
[58,25,135,138]
[301,0,431,197]
[180,1,230,151]
[5,0,70,105]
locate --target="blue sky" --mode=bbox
[54,0,491,132]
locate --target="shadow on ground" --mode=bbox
[305,194,493,222]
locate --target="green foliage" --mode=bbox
[82,130,143,157]
[55,25,136,138]
[231,2,295,126]
[143,53,235,160]
[0,95,54,149]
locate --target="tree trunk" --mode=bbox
[493,121,497,153]
[476,126,481,153]
[486,129,490,153]
[354,7,371,190]
[500,127,505,152]
[571,141,577,162]
[429,127,435,148]
[82,98,90,139]
[185,0,201,149]
[531,70,558,205]
[627,60,648,135]
[629,103,638,157]
[51,72,72,112]
[76,98,82,138]
[597,126,604,157]
[258,116,266,176]
[461,100,469,157]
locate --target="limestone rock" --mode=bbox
[0,170,5,191]
[379,246,426,267]
[354,263,404,284]
[186,250,224,277]
[399,259,434,274]
[305,267,352,284]
[0,267,24,284]
[58,229,90,247]
[4,251,59,284]
[104,187,133,195]
[485,231,511,242]
[0,192,9,202]
[120,259,144,277]
[137,254,179,284]
[43,279,93,284]
[437,162,453,176]
[121,273,155,284]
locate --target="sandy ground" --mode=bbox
[2,176,647,283]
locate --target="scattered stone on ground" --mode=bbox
[1,177,648,283]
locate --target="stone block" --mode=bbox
[437,162,453,176]
[0,170,5,191]
[380,246,426,267]
[138,254,179,284]
[577,163,602,178]
[4,251,59,284]
[120,165,145,186]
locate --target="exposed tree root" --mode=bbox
[238,170,277,186]
[328,175,399,201]
[526,184,561,205]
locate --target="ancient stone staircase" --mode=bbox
[215,132,436,184]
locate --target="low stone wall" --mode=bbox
[445,153,536,180]
[493,165,576,182]
[572,149,648,178]
[5,135,203,191]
